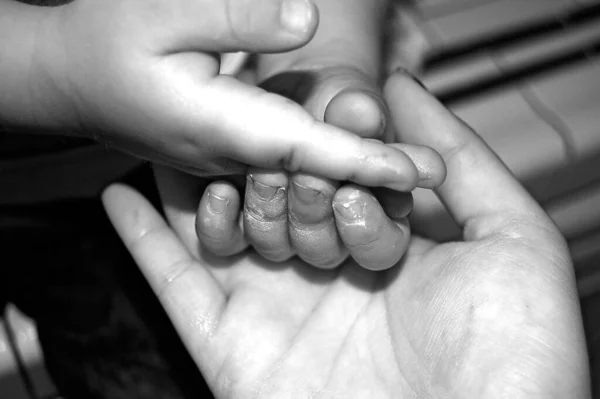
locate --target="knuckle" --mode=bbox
[244,201,287,223]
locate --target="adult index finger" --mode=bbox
[384,71,554,240]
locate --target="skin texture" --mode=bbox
[0,0,424,190]
[103,72,591,399]
[164,0,444,270]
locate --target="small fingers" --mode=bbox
[196,181,248,256]
[333,185,412,271]
[243,168,293,262]
[286,85,389,269]
[287,86,390,269]
[288,174,347,268]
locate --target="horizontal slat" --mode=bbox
[524,55,600,159]
[423,0,576,50]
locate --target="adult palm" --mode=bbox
[102,73,590,398]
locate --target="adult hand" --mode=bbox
[1,0,416,188]
[103,70,590,398]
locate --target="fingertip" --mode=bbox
[101,183,126,223]
[204,182,240,216]
[332,185,377,225]
[381,153,420,192]
[288,173,337,223]
[101,183,121,206]
[196,181,240,231]
[279,0,320,40]
[287,173,347,268]
[333,185,410,271]
[196,181,246,256]
[324,90,386,139]
[388,143,447,189]
[418,146,447,188]
[101,183,146,221]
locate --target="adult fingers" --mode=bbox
[153,165,207,257]
[384,71,553,240]
[101,183,225,343]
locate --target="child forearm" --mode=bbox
[0,1,72,131]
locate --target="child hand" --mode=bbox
[1,0,416,189]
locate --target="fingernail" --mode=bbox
[280,0,313,34]
[334,200,365,222]
[207,191,228,214]
[394,66,428,91]
[248,175,281,201]
[291,182,323,205]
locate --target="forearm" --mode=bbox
[0,1,73,131]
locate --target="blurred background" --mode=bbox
[1,0,600,397]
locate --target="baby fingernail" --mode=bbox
[291,182,323,204]
[249,175,281,200]
[207,191,228,214]
[280,0,313,34]
[334,200,365,222]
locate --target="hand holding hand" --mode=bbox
[103,70,590,398]
[164,0,444,270]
